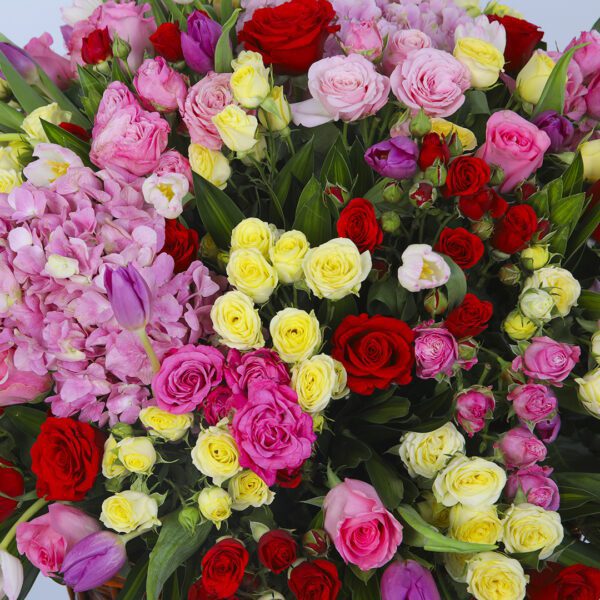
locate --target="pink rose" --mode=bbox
[495,426,547,469]
[16,504,100,576]
[93,81,138,130]
[455,387,495,436]
[414,325,458,379]
[586,72,600,120]
[134,57,188,113]
[179,72,233,149]
[151,344,225,414]
[204,384,244,426]
[24,33,74,90]
[0,348,51,407]
[339,20,384,61]
[292,54,390,128]
[511,336,580,385]
[231,381,315,485]
[224,348,290,395]
[323,478,403,571]
[565,30,600,79]
[507,383,557,424]
[477,110,551,192]
[390,48,470,118]
[382,29,432,76]
[505,465,560,511]
[155,150,193,188]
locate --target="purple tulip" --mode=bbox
[532,110,574,152]
[535,413,561,444]
[364,136,418,180]
[0,42,38,84]
[104,264,152,331]
[381,560,441,600]
[181,10,222,74]
[61,531,127,593]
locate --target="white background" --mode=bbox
[3,0,598,598]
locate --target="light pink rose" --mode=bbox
[24,33,74,90]
[323,478,403,571]
[154,150,194,188]
[16,504,100,576]
[340,20,384,61]
[477,110,551,192]
[0,348,52,407]
[495,426,547,469]
[507,383,557,424]
[292,54,390,128]
[179,72,233,149]
[455,387,495,436]
[565,30,600,79]
[382,29,432,76]
[93,81,138,130]
[413,325,457,379]
[390,48,470,118]
[134,57,188,113]
[505,465,560,511]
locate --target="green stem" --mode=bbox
[284,133,295,156]
[0,498,48,550]
[477,363,493,386]
[120,527,151,544]
[0,133,25,143]
[136,328,160,373]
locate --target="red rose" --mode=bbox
[289,559,341,600]
[187,579,238,600]
[0,458,24,522]
[418,133,450,170]
[276,466,302,489]
[527,563,600,600]
[201,539,248,599]
[162,219,200,274]
[150,22,184,62]
[445,156,491,197]
[59,122,91,142]
[81,27,112,65]
[488,15,544,74]
[435,227,485,270]
[258,530,298,574]
[30,417,103,501]
[491,204,538,254]
[332,314,414,395]
[238,0,339,74]
[336,198,383,254]
[445,293,493,340]
[458,188,507,221]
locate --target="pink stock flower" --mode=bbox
[382,29,432,76]
[24,33,74,90]
[455,387,495,436]
[505,465,560,511]
[507,383,557,425]
[224,348,290,395]
[413,325,458,379]
[0,347,51,407]
[134,57,188,113]
[323,478,403,571]
[495,426,547,469]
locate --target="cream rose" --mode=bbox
[466,552,528,600]
[100,491,161,534]
[139,407,193,442]
[228,469,275,511]
[291,354,337,414]
[454,37,504,89]
[449,504,503,545]
[516,51,555,105]
[191,424,242,485]
[270,307,321,363]
[576,368,600,417]
[116,436,157,475]
[198,486,233,529]
[270,230,310,283]
[210,290,265,350]
[226,248,278,304]
[212,104,258,153]
[231,217,275,257]
[523,266,581,317]
[188,143,231,189]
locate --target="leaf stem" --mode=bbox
[0,497,48,550]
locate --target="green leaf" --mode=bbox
[349,564,375,584]
[41,120,93,167]
[365,453,404,509]
[555,473,600,501]
[16,560,39,600]
[525,188,549,216]
[117,559,149,600]
[162,0,187,27]
[0,101,24,130]
[77,65,106,122]
[4,406,46,437]
[320,136,352,190]
[318,295,358,330]
[194,171,244,249]
[594,17,600,33]
[561,152,584,196]
[579,290,600,320]
[567,200,600,258]
[550,192,586,232]
[0,47,46,113]
[147,516,211,600]
[360,396,410,424]
[292,176,332,246]
[349,138,373,196]
[214,9,241,73]
[273,138,314,208]
[366,277,410,317]
[344,568,380,600]
[442,255,467,310]
[331,434,372,469]
[558,540,600,570]
[146,0,167,24]
[466,90,490,115]
[220,0,234,24]
[35,67,89,127]
[546,178,564,213]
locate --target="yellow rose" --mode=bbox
[430,118,477,151]
[312,413,325,433]
[117,436,156,475]
[503,310,537,341]
[523,266,581,317]
[576,368,600,417]
[231,62,270,109]
[228,469,275,510]
[0,169,22,194]
[231,217,275,257]
[189,143,231,189]
[270,307,321,363]
[518,288,554,322]
[22,103,71,145]
[516,51,555,105]
[581,139,600,183]
[331,359,349,399]
[444,552,473,583]
[210,290,265,350]
[502,503,563,559]
[191,424,241,485]
[303,238,372,300]
[417,491,450,529]
[520,245,549,270]
[240,133,267,165]
[291,354,337,414]
[102,434,127,479]
[259,86,292,133]
[212,104,258,153]
[0,145,23,171]
[197,486,233,529]
[466,552,528,600]
[139,407,193,442]
[454,38,504,89]
[399,422,466,479]
[449,504,502,545]
[433,455,506,507]
[269,230,310,284]
[226,248,278,303]
[100,490,160,533]
[231,50,266,71]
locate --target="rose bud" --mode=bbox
[410,109,432,138]
[498,263,522,286]
[302,529,330,557]
[424,289,448,317]
[455,387,495,437]
[81,28,112,65]
[178,506,201,534]
[424,159,447,187]
[112,35,131,61]
[104,264,152,332]
[150,22,184,62]
[447,132,463,157]
[381,211,401,234]
[383,182,402,204]
[325,185,349,204]
[535,414,561,444]
[520,245,549,270]
[494,426,547,469]
[409,181,437,208]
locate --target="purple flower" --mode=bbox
[536,413,561,444]
[532,111,574,152]
[104,264,152,331]
[505,465,560,511]
[364,136,418,180]
[413,325,457,379]
[455,387,495,437]
[181,10,222,74]
[0,42,38,84]
[495,426,547,469]
[381,559,441,600]
[61,531,127,593]
[508,383,557,425]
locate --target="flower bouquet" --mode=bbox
[0,0,600,599]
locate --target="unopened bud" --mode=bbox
[409,181,437,208]
[178,506,200,534]
[520,245,549,270]
[470,218,494,240]
[302,529,330,557]
[381,211,401,233]
[498,263,521,286]
[200,233,219,260]
[325,185,349,204]
[409,108,431,138]
[424,289,448,316]
[112,35,131,61]
[110,423,134,439]
[424,159,447,186]
[490,165,505,187]
[448,132,463,157]
[383,181,402,203]
[217,251,229,271]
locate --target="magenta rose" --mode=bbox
[152,344,224,414]
[323,478,403,571]
[133,57,188,113]
[505,465,560,511]
[414,325,458,379]
[204,384,245,426]
[455,387,495,436]
[224,348,290,395]
[230,381,315,485]
[495,426,547,469]
[382,29,432,76]
[16,504,100,576]
[477,110,551,192]
[512,337,580,385]
[536,414,561,444]
[0,348,52,407]
[508,383,557,424]
[566,30,600,79]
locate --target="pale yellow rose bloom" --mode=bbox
[516,51,555,105]
[139,407,193,442]
[520,245,549,270]
[212,104,258,153]
[270,307,322,363]
[197,487,233,529]
[291,354,337,414]
[230,217,275,258]
[503,310,537,341]
[454,37,504,89]
[228,470,275,511]
[449,504,503,545]
[102,434,127,479]
[523,266,581,317]
[191,424,241,485]
[0,169,23,194]
[576,368,600,417]
[331,359,349,399]
[210,290,265,350]
[189,143,231,189]
[100,491,161,533]
[226,248,278,304]
[269,230,310,283]
[259,86,292,132]
[581,139,600,183]
[231,63,270,109]
[466,552,528,600]
[116,436,156,475]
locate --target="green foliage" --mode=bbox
[41,120,93,166]
[292,176,333,246]
[214,9,241,73]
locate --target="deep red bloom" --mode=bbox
[201,539,248,599]
[276,466,302,489]
[258,530,298,574]
[435,227,485,270]
[418,132,450,170]
[81,27,112,65]
[59,122,91,142]
[491,204,538,254]
[445,294,493,340]
[0,458,24,522]
[527,563,600,600]
[336,198,383,254]
[458,188,508,221]
[162,219,199,274]
[445,156,491,197]
[150,22,184,62]
[289,559,341,600]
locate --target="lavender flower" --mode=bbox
[104,264,152,331]
[181,10,222,74]
[364,136,418,179]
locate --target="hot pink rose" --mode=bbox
[323,478,403,571]
[134,57,188,113]
[0,348,52,407]
[390,48,470,118]
[455,387,495,436]
[154,150,193,188]
[511,336,580,385]
[224,348,290,395]
[477,110,551,192]
[179,72,233,149]
[382,29,432,76]
[505,465,560,511]
[495,426,547,469]
[16,504,100,576]
[231,381,315,486]
[507,383,557,424]
[203,384,244,426]
[565,30,600,79]
[24,33,74,90]
[152,344,224,414]
[414,325,458,379]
